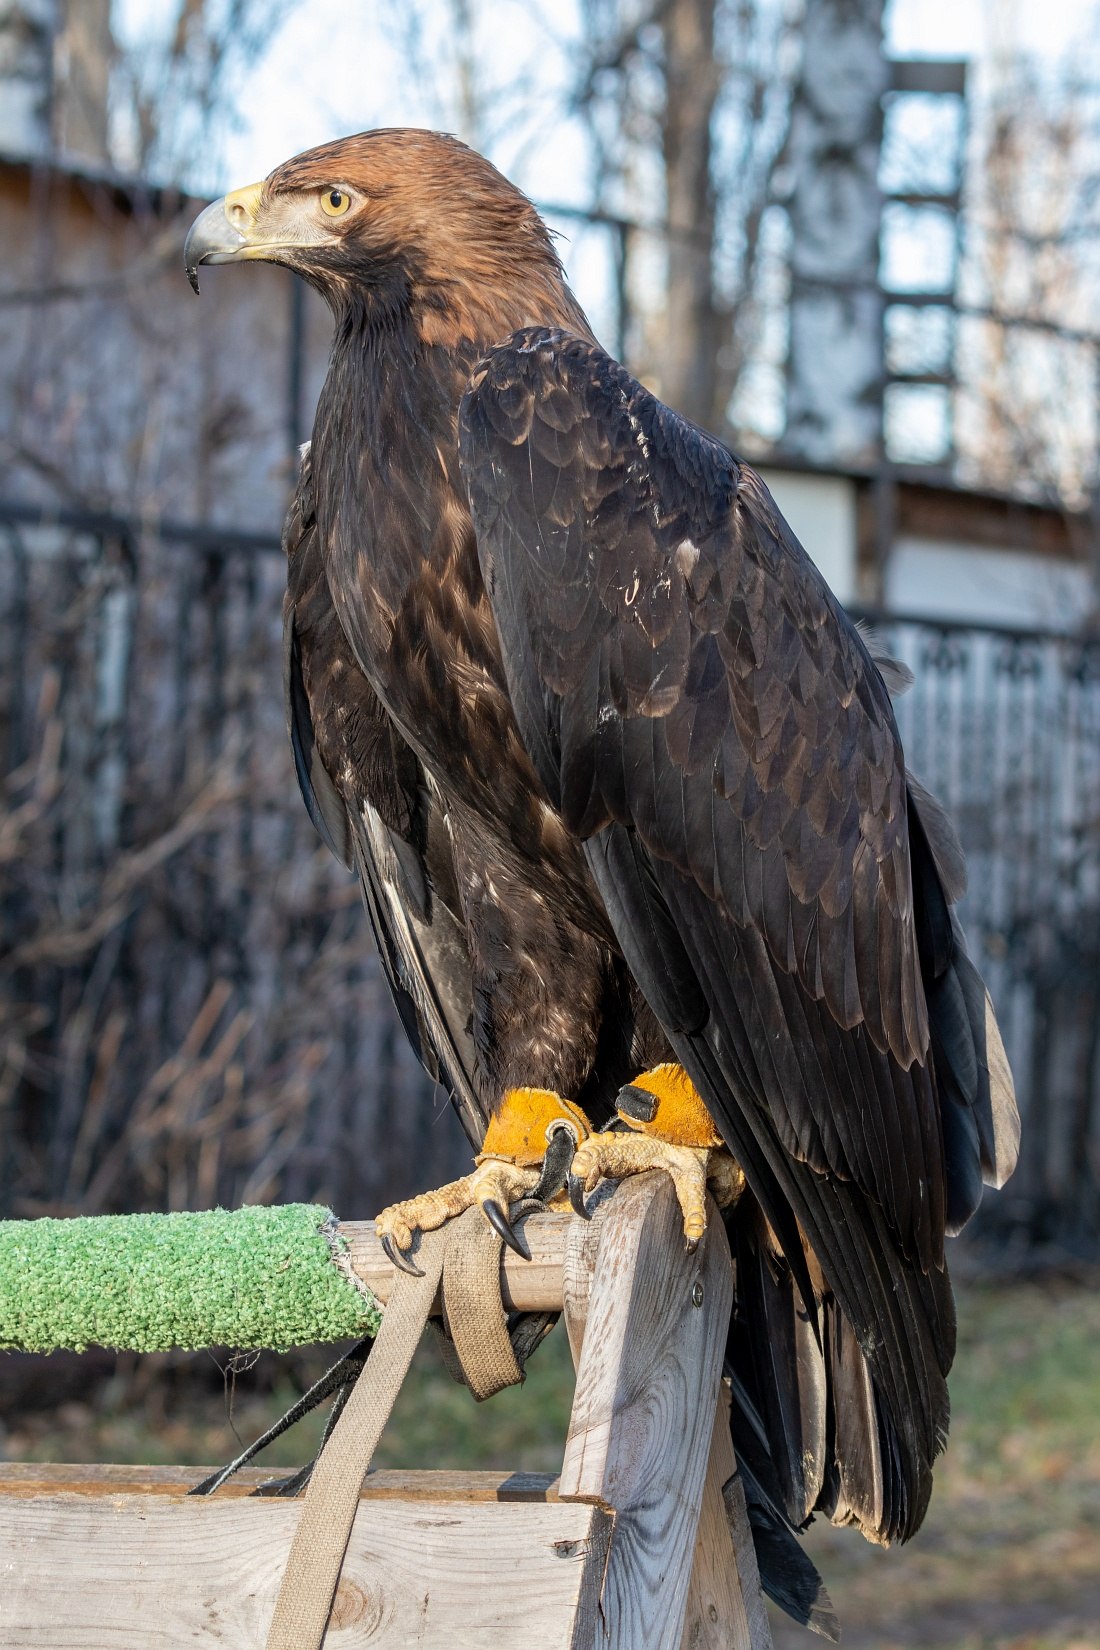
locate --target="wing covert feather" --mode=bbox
[462,331,923,1063]
[460,331,938,1241]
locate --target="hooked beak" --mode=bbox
[184,181,269,293]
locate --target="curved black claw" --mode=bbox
[568,1172,592,1221]
[380,1231,424,1278]
[529,1125,577,1205]
[481,1197,531,1260]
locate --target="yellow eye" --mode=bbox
[319,185,351,218]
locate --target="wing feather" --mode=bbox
[459,328,1017,1539]
[284,450,486,1148]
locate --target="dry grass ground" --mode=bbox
[3,1275,1099,1648]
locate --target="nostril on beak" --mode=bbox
[227,202,248,229]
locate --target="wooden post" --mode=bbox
[340,1212,569,1312]
[558,1173,756,1650]
[680,1387,774,1650]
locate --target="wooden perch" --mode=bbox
[339,1210,568,1312]
[0,1178,772,1650]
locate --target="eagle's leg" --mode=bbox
[375,1088,590,1272]
[568,1063,744,1250]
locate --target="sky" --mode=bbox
[111,0,1100,475]
[112,0,1100,334]
[110,0,1100,193]
[113,0,622,333]
[888,0,1094,58]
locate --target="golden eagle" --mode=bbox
[185,130,1018,1629]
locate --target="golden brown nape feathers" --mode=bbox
[257,129,591,344]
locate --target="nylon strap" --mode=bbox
[263,1205,522,1650]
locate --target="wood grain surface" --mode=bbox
[1,1189,774,1648]
[680,1389,773,1650]
[0,1486,609,1648]
[0,1463,559,1502]
[340,1212,568,1310]
[560,1173,734,1650]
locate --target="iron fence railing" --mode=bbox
[863,611,1100,1250]
[0,500,465,1223]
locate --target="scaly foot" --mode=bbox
[374,1087,590,1274]
[568,1064,745,1249]
[375,1158,542,1274]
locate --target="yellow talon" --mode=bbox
[617,1062,724,1148]
[373,1072,744,1257]
[374,1085,593,1259]
[570,1133,717,1245]
[479,1088,591,1164]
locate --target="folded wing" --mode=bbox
[459,328,1019,1540]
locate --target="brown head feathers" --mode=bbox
[264,128,591,346]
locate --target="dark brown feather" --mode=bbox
[459,324,1015,1536]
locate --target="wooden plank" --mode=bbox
[340,1213,568,1312]
[559,1174,734,1650]
[561,1182,616,1365]
[0,1488,611,1649]
[680,1386,772,1650]
[719,1470,773,1650]
[0,1463,559,1503]
[1,1186,761,1648]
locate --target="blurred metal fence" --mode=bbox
[867,612,1100,1254]
[0,500,466,1223]
[2,501,1098,1250]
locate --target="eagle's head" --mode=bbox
[184,128,583,344]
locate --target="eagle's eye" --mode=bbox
[319,186,352,219]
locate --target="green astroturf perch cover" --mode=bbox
[0,1204,382,1354]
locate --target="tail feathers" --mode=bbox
[731,1201,826,1526]
[819,1300,906,1544]
[907,779,1020,1232]
[726,1193,937,1550]
[726,1373,840,1640]
[740,1462,841,1642]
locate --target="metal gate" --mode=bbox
[874,613,1100,1252]
[0,502,466,1223]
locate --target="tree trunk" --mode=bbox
[783,0,888,467]
[0,0,55,154]
[656,0,725,433]
[52,0,114,164]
